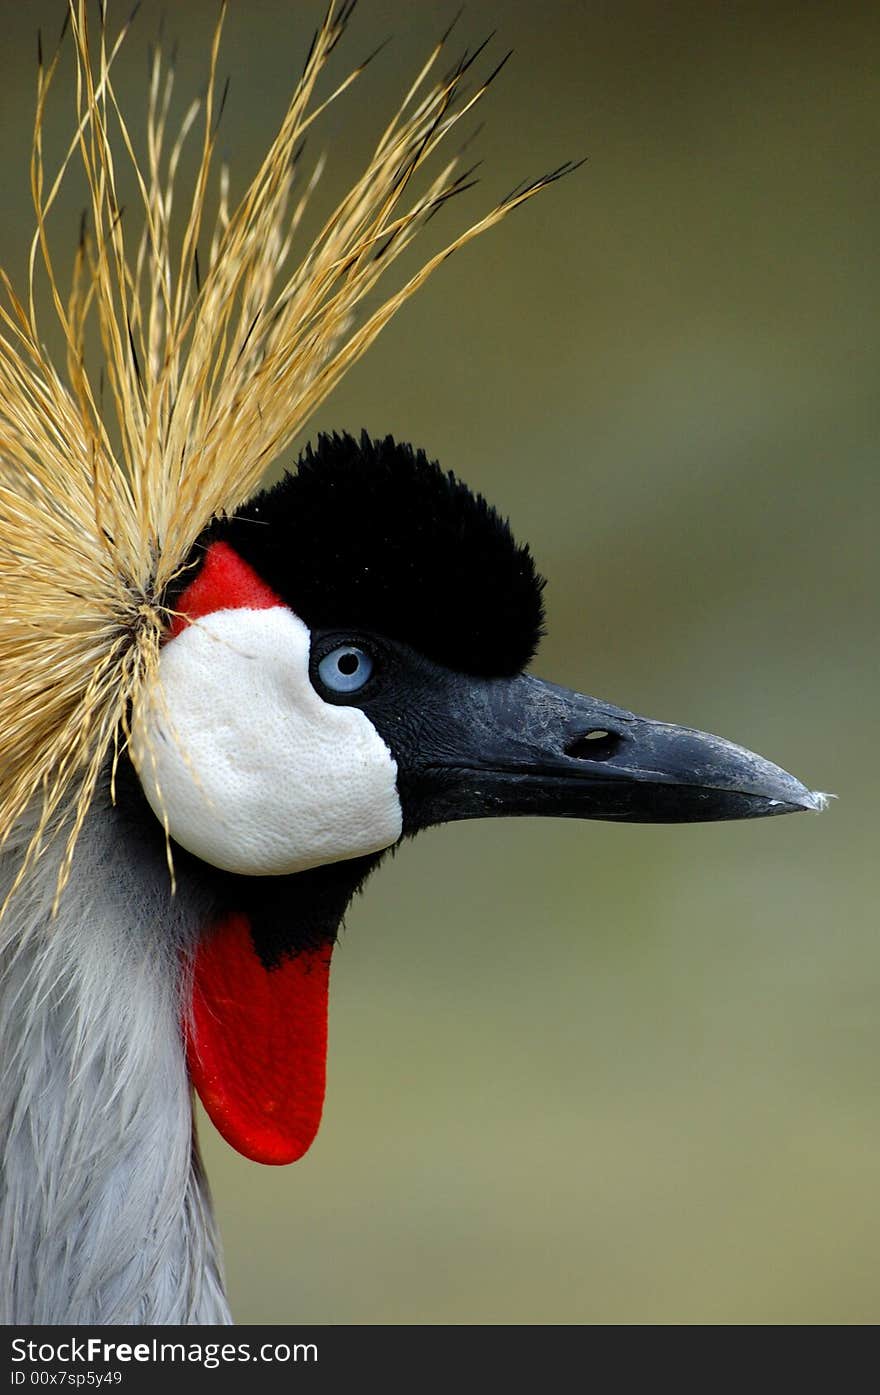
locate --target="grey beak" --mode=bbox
[399,673,826,831]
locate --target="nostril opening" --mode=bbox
[564,729,622,762]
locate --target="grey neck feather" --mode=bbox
[0,792,231,1324]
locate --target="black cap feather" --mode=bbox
[209,431,545,677]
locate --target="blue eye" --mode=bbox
[317,645,374,694]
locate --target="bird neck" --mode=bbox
[0,765,382,1323]
[0,792,230,1324]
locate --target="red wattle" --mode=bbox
[169,540,280,638]
[187,913,333,1165]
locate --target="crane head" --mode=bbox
[130,432,824,1165]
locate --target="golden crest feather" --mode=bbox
[0,0,572,906]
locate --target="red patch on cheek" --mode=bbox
[172,544,327,1162]
[187,914,332,1165]
[168,540,281,638]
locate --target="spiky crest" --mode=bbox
[0,1,571,906]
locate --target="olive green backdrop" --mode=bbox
[1,1,876,1323]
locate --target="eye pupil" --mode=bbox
[317,644,374,695]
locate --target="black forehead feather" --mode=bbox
[210,431,545,677]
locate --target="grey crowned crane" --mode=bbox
[0,4,826,1324]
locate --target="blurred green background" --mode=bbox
[2,1,877,1323]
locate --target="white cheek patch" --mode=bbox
[131,607,403,876]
